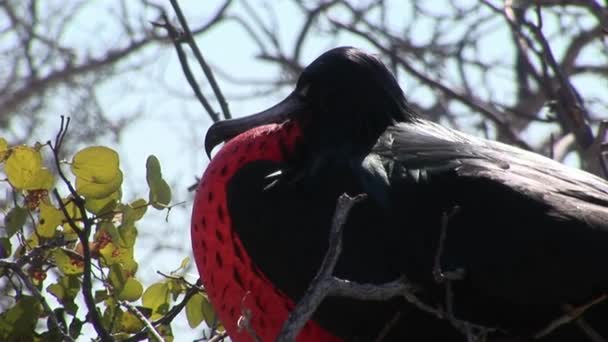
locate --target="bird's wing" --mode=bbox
[377,119,608,227]
[372,119,608,328]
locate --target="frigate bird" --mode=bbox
[192,47,608,341]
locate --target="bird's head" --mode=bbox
[205,47,415,157]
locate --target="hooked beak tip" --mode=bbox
[203,91,306,160]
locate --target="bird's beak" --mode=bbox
[205,91,306,158]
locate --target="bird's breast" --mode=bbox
[191,122,341,342]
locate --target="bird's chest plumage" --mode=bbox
[191,123,343,342]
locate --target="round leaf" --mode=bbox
[118,278,143,302]
[119,311,144,333]
[75,169,123,199]
[119,223,138,248]
[53,249,84,275]
[85,189,120,215]
[71,146,120,183]
[123,199,147,223]
[32,168,55,190]
[5,146,53,190]
[142,282,169,315]
[4,207,27,237]
[185,292,206,328]
[37,202,64,238]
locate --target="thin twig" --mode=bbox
[276,193,367,341]
[169,0,232,120]
[49,117,113,341]
[120,300,164,342]
[152,15,219,123]
[535,294,608,339]
[124,278,204,342]
[206,331,228,342]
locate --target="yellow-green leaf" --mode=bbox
[100,242,126,265]
[179,256,190,270]
[123,199,147,224]
[142,282,169,318]
[53,249,84,275]
[46,276,80,315]
[146,155,171,210]
[95,290,109,303]
[118,278,143,302]
[119,311,144,333]
[4,207,27,237]
[145,155,162,182]
[5,146,41,188]
[148,178,171,210]
[108,264,126,291]
[167,278,186,301]
[118,223,137,248]
[85,189,120,215]
[61,200,83,236]
[32,168,55,190]
[75,169,123,199]
[0,296,42,340]
[185,292,206,328]
[0,138,8,161]
[37,202,64,238]
[5,146,53,190]
[71,146,120,183]
[156,324,173,342]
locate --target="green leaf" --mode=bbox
[85,189,120,215]
[146,155,171,209]
[145,155,163,182]
[119,311,144,333]
[37,202,64,238]
[185,292,206,328]
[156,324,174,342]
[60,199,84,237]
[46,276,80,315]
[69,317,84,339]
[200,293,218,324]
[167,278,186,301]
[53,249,84,275]
[0,238,11,258]
[0,296,42,341]
[118,223,137,248]
[95,290,109,303]
[5,146,54,190]
[142,282,170,319]
[99,242,134,269]
[4,206,27,237]
[108,264,126,291]
[118,278,143,302]
[123,199,147,224]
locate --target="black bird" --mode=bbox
[192,46,608,342]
